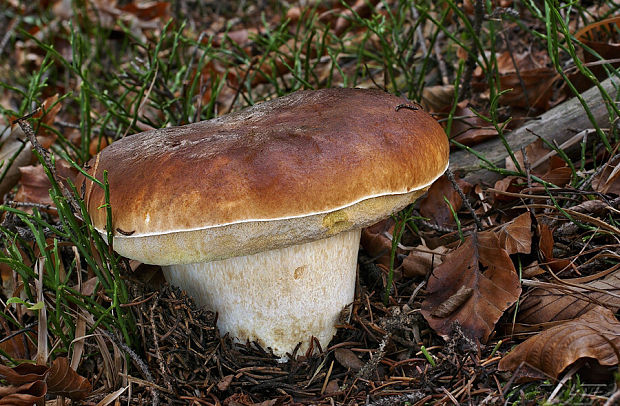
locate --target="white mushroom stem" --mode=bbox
[161,229,361,357]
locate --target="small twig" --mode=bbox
[446,168,484,231]
[407,280,426,307]
[6,200,57,212]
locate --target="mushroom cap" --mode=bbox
[78,88,449,265]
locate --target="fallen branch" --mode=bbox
[450,77,619,184]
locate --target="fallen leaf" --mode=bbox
[0,363,48,384]
[0,381,46,405]
[592,154,620,196]
[449,102,497,146]
[538,224,572,272]
[13,160,78,210]
[421,232,522,343]
[0,330,37,361]
[334,348,364,371]
[401,245,448,278]
[492,176,524,203]
[119,2,170,21]
[518,267,620,324]
[0,357,91,401]
[333,0,380,35]
[46,357,92,400]
[421,85,454,113]
[499,307,620,380]
[217,374,234,391]
[474,51,556,110]
[324,379,340,394]
[572,16,620,92]
[497,212,532,255]
[360,218,397,268]
[14,165,55,208]
[419,174,472,227]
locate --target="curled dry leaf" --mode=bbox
[118,1,170,21]
[46,357,92,400]
[492,176,523,203]
[421,232,521,343]
[572,16,620,92]
[333,0,380,35]
[0,380,46,406]
[538,224,571,272]
[419,174,472,227]
[360,218,397,268]
[473,51,556,110]
[499,307,620,380]
[449,102,497,147]
[0,330,37,361]
[592,154,620,196]
[0,363,48,384]
[401,245,448,278]
[518,267,620,324]
[334,348,364,372]
[420,85,454,113]
[507,139,572,187]
[497,212,532,255]
[0,357,91,401]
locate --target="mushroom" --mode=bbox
[77,88,449,357]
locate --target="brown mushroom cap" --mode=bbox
[79,88,449,265]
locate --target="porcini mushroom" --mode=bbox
[78,88,449,357]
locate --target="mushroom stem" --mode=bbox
[161,229,361,357]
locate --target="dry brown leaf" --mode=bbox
[538,224,572,272]
[449,102,497,146]
[334,348,364,371]
[0,363,48,384]
[14,165,55,208]
[492,176,524,203]
[497,212,532,255]
[360,218,397,268]
[592,155,620,195]
[506,140,572,186]
[419,174,472,227]
[518,267,620,324]
[0,330,37,361]
[572,16,620,92]
[118,1,170,21]
[46,357,92,400]
[401,245,448,278]
[0,381,46,405]
[474,51,556,110]
[421,232,522,343]
[333,0,380,35]
[499,307,620,380]
[421,85,454,113]
[217,374,234,391]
